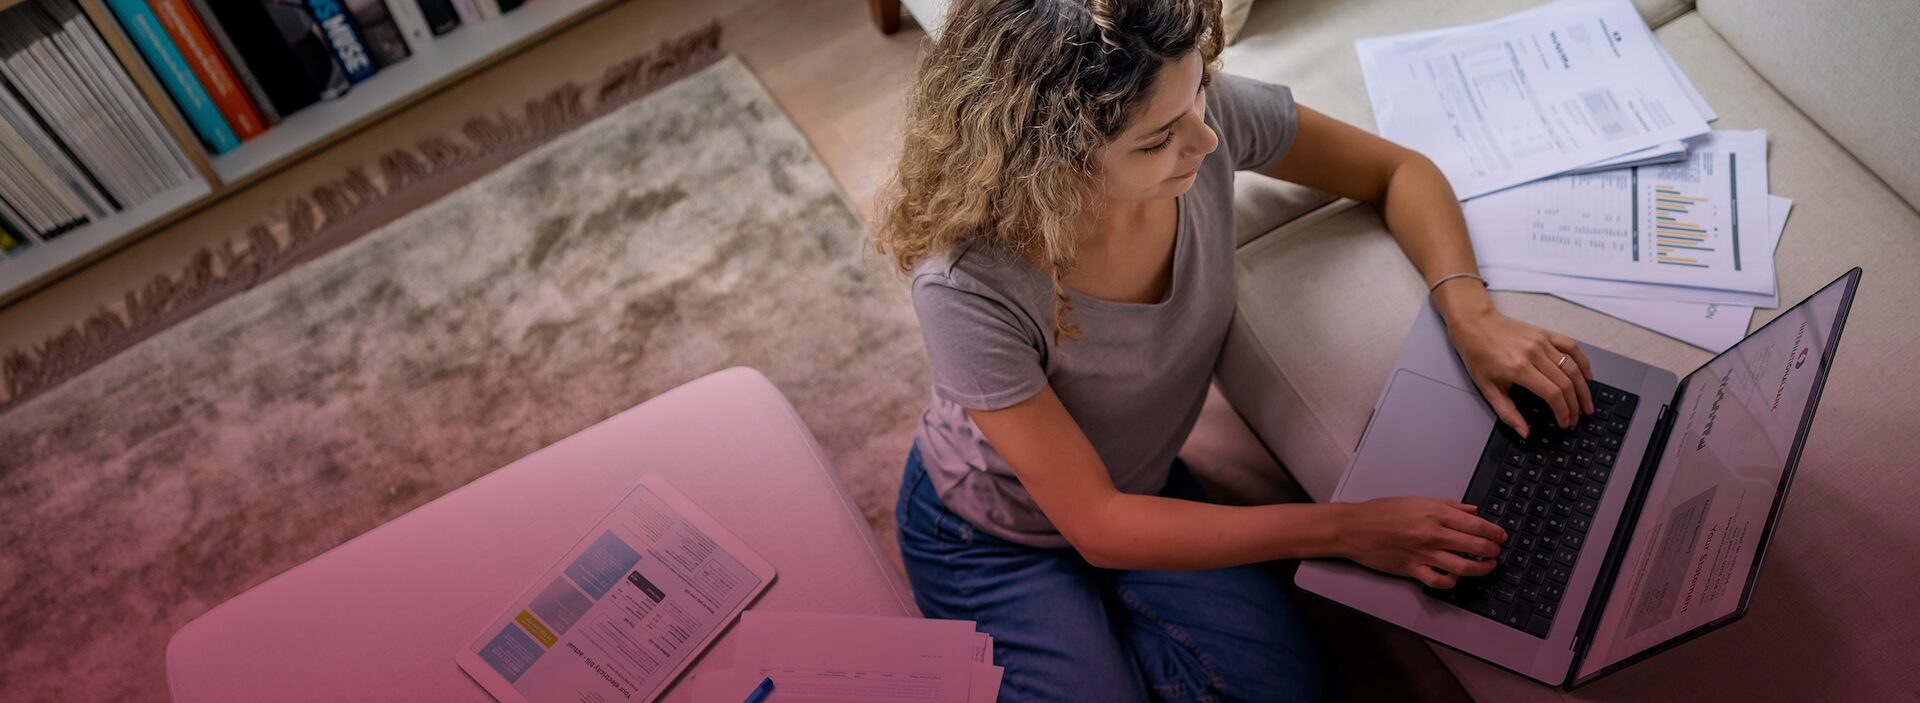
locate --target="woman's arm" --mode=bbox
[1260,105,1596,434]
[968,385,1504,582]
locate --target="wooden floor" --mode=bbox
[0,0,925,361]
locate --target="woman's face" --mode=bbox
[1095,51,1219,203]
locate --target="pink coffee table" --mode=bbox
[166,367,914,701]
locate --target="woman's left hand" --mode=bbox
[1445,309,1595,438]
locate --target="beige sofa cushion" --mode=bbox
[1219,10,1920,701]
[1221,0,1696,252]
[1222,0,1255,44]
[1696,0,1920,212]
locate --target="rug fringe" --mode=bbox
[1,23,725,415]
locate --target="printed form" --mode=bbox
[457,475,777,703]
[1357,0,1710,198]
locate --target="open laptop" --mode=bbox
[1295,267,1861,688]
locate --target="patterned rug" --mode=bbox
[0,55,929,701]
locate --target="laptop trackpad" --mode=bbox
[1342,370,1496,503]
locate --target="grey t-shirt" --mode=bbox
[909,73,1299,548]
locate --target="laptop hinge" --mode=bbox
[1563,400,1675,687]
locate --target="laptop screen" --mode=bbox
[1574,270,1856,681]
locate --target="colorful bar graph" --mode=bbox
[1651,182,1721,267]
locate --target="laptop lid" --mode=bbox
[1567,267,1862,687]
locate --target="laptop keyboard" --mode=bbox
[1428,380,1639,638]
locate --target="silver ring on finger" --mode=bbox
[1556,353,1571,368]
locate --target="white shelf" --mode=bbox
[0,0,617,306]
[213,0,615,185]
[0,176,213,301]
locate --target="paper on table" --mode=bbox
[454,476,776,703]
[722,612,998,703]
[693,662,1003,703]
[1466,130,1772,294]
[1553,195,1791,352]
[1356,0,1710,199]
[966,633,1002,703]
[687,669,742,702]
[969,665,1004,703]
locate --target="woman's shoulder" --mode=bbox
[1205,72,1299,174]
[910,238,1054,326]
[913,238,1044,296]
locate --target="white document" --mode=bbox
[456,475,777,703]
[1483,193,1790,306]
[1465,130,1771,294]
[1564,139,1686,175]
[1356,0,1710,198]
[693,612,1002,703]
[1556,196,1791,352]
[690,639,1002,703]
[1654,27,1716,124]
[1484,264,1776,307]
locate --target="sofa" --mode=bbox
[1214,0,1920,701]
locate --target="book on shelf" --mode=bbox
[194,2,332,117]
[184,0,280,125]
[411,0,463,37]
[451,0,481,26]
[0,123,88,238]
[0,75,115,217]
[305,0,379,84]
[103,0,245,154]
[382,0,432,54]
[0,0,194,214]
[346,0,412,68]
[0,197,42,250]
[41,1,188,196]
[0,99,96,226]
[150,0,269,140]
[0,215,26,255]
[261,1,353,101]
[2,9,155,202]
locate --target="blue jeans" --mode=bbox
[895,444,1327,703]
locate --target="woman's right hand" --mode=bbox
[1332,497,1508,589]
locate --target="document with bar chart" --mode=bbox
[1464,130,1772,294]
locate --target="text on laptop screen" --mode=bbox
[1576,276,1849,679]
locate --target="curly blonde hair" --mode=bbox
[876,0,1224,343]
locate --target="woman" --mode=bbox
[875,1,1598,700]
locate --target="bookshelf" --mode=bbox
[0,0,623,307]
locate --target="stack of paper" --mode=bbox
[1356,0,1712,199]
[1358,0,1790,352]
[1468,130,1789,351]
[690,612,1003,703]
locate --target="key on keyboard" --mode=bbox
[1427,380,1638,638]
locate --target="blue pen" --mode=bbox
[741,676,775,703]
